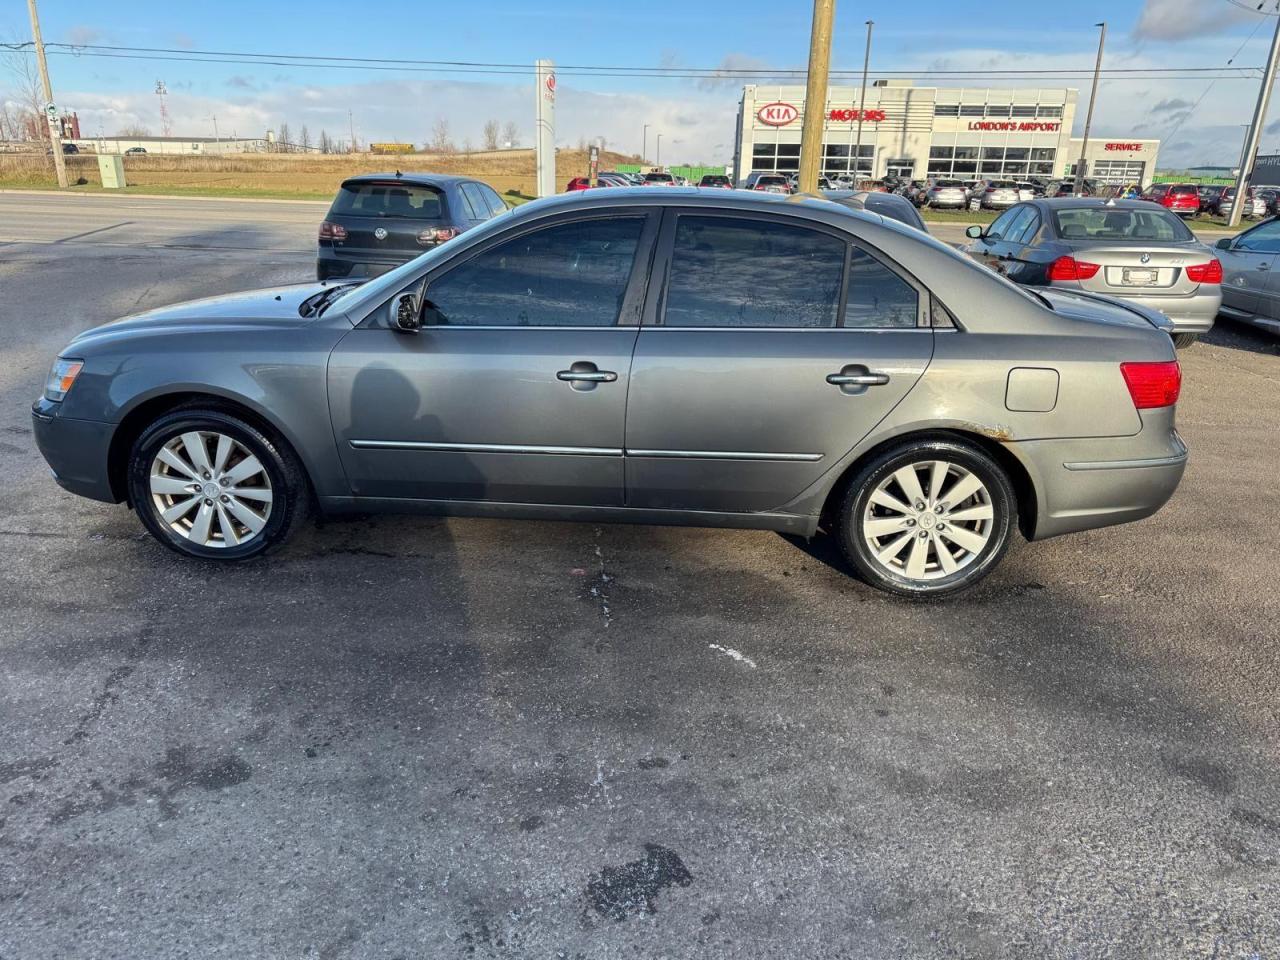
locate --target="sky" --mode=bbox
[3,0,1279,168]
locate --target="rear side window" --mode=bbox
[479,185,507,216]
[331,182,443,219]
[844,248,919,329]
[663,216,844,328]
[425,217,644,327]
[1053,208,1193,242]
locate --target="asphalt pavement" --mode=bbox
[1,193,1279,960]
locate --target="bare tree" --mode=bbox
[482,119,500,151]
[116,124,152,138]
[2,43,45,142]
[462,136,474,154]
[501,120,518,148]
[278,122,291,152]
[299,125,311,151]
[429,117,453,154]
[318,129,333,153]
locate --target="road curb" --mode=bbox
[0,188,329,206]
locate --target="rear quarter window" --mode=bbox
[331,183,444,219]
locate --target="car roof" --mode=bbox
[1033,198,1159,210]
[338,173,474,188]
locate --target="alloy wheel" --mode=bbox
[861,459,994,582]
[148,431,273,548]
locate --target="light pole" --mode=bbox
[1074,22,1107,196]
[656,133,663,167]
[854,19,873,186]
[798,0,836,194]
[643,123,650,162]
[25,0,67,188]
[1229,5,1280,229]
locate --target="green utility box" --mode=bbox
[98,154,126,189]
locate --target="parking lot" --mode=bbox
[2,192,1280,958]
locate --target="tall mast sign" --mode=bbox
[535,59,556,198]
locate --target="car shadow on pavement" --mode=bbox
[1202,317,1280,357]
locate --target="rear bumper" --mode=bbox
[1012,413,1187,540]
[31,398,119,503]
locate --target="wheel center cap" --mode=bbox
[918,512,937,529]
[202,482,221,499]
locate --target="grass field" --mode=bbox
[0,147,634,201]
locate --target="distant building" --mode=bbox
[65,135,278,155]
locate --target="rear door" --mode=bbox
[624,210,933,514]
[328,210,658,506]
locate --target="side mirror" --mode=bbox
[965,225,984,239]
[393,293,420,333]
[1215,237,1232,250]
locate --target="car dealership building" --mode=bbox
[733,81,1160,187]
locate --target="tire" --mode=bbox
[127,405,311,560]
[1172,333,1198,349]
[837,439,1016,599]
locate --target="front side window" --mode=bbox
[664,216,844,328]
[1236,219,1280,253]
[986,206,1023,239]
[424,217,644,327]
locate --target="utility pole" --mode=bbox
[26,0,67,188]
[798,0,836,194]
[348,108,357,153]
[656,133,663,167]
[642,123,650,162]
[155,80,172,136]
[1229,6,1280,229]
[1074,22,1107,196]
[854,20,873,187]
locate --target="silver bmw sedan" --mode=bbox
[32,189,1185,598]
[961,198,1222,348]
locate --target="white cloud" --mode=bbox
[1133,0,1258,42]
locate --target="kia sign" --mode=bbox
[757,102,799,126]
[828,109,886,122]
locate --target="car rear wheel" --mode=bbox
[1172,333,1198,349]
[837,439,1016,598]
[127,407,310,560]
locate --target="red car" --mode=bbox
[566,177,592,192]
[1141,183,1200,218]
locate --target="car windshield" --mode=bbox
[644,173,673,182]
[330,182,444,219]
[1053,206,1194,242]
[1170,185,1198,196]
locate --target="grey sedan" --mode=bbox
[1215,217,1280,337]
[32,190,1186,598]
[961,198,1222,348]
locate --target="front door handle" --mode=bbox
[827,371,890,387]
[557,361,617,391]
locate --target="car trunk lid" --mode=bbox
[1037,288,1175,334]
[1066,243,1211,297]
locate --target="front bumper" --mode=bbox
[1012,412,1188,540]
[31,397,119,503]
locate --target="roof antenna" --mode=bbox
[395,169,402,177]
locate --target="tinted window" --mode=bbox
[1010,209,1041,245]
[1236,219,1280,253]
[330,182,443,219]
[986,207,1022,239]
[480,185,507,216]
[456,185,480,220]
[1053,208,1193,242]
[844,248,919,329]
[460,183,491,219]
[426,217,643,327]
[664,216,844,328]
[1000,207,1037,244]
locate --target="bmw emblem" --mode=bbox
[1140,253,1150,264]
[374,227,388,241]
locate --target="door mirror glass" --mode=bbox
[393,292,421,333]
[1215,237,1232,250]
[965,225,984,239]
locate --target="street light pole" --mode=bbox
[656,133,663,167]
[25,0,67,188]
[1229,7,1280,229]
[643,123,650,162]
[854,20,874,187]
[1074,22,1107,196]
[798,0,836,194]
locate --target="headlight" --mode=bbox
[44,358,84,402]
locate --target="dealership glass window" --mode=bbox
[1030,162,1055,176]
[663,217,844,328]
[1004,147,1029,161]
[1090,160,1147,185]
[980,162,1003,175]
[952,161,978,174]
[954,146,980,160]
[960,105,985,117]
[777,143,801,157]
[776,155,800,171]
[1037,105,1064,118]
[934,104,960,117]
[929,146,954,159]
[1003,163,1029,177]
[982,147,1005,160]
[844,248,919,329]
[825,143,851,158]
[985,105,1012,118]
[1031,148,1056,162]
[1011,105,1037,118]
[425,217,643,327]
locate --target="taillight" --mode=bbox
[1185,259,1222,284]
[1120,361,1181,409]
[1047,256,1101,281]
[318,221,347,241]
[416,227,459,245]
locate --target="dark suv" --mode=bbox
[316,173,507,281]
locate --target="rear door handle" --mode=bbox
[827,372,890,387]
[557,361,617,391]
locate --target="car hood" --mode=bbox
[66,281,359,349]
[1037,287,1176,334]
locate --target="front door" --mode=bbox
[328,212,655,505]
[625,211,933,514]
[1220,219,1280,317]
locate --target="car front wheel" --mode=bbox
[127,406,310,560]
[837,439,1016,598]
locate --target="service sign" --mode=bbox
[1105,142,1143,152]
[757,102,799,126]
